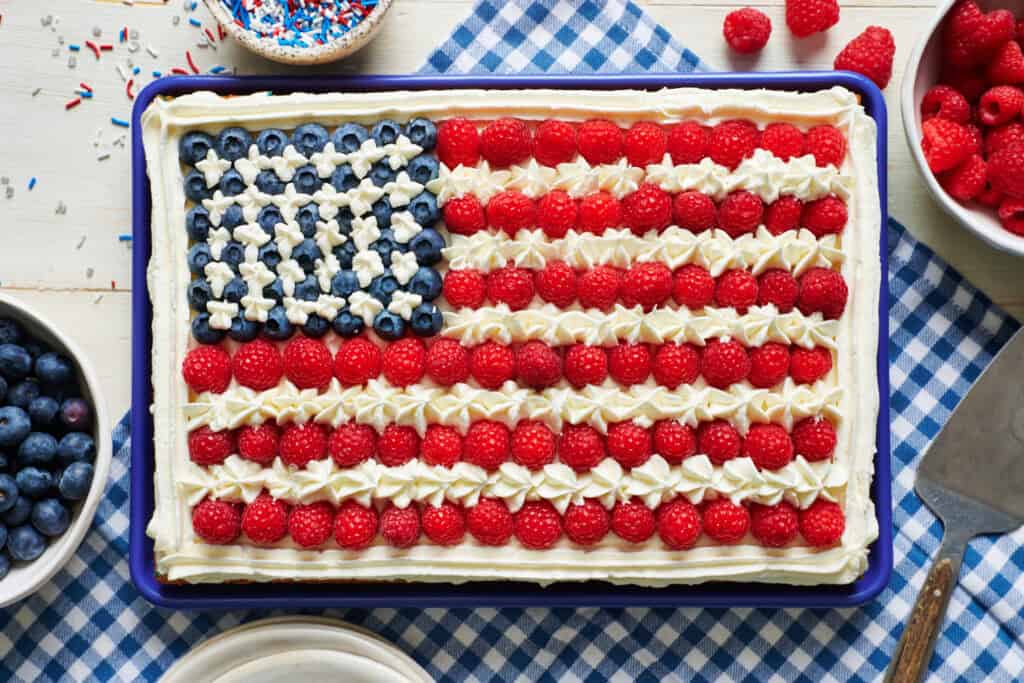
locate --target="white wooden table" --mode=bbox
[1,0,1020,429]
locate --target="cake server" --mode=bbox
[885,328,1024,683]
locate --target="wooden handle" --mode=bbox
[887,558,957,683]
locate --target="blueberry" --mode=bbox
[228,316,260,342]
[17,432,57,468]
[191,314,226,345]
[2,495,28,526]
[255,169,285,195]
[0,344,32,380]
[370,231,403,267]
[0,474,17,513]
[0,453,8,471]
[373,310,405,341]
[7,380,40,410]
[292,165,321,195]
[23,342,46,360]
[410,228,445,266]
[293,276,321,302]
[0,407,31,448]
[369,160,397,187]
[257,205,284,233]
[58,462,94,501]
[258,243,282,270]
[0,319,23,346]
[295,203,320,238]
[187,280,214,312]
[31,499,69,537]
[262,306,294,341]
[408,192,440,227]
[0,525,7,551]
[368,273,399,306]
[405,118,437,150]
[262,279,285,304]
[371,119,402,146]
[35,352,74,387]
[408,267,443,301]
[16,467,52,499]
[187,243,213,275]
[8,525,45,562]
[60,398,92,432]
[221,204,246,230]
[372,198,393,229]
[333,242,357,270]
[186,206,212,241]
[0,377,6,403]
[179,131,216,165]
[218,169,246,196]
[331,164,358,192]
[215,126,253,162]
[409,302,443,337]
[0,554,9,580]
[57,432,95,466]
[292,123,329,156]
[332,309,364,337]
[292,239,322,273]
[406,154,439,184]
[336,208,355,234]
[184,170,213,203]
[330,270,360,298]
[302,315,330,338]
[332,123,369,153]
[220,241,245,271]
[222,278,248,304]
[27,397,60,429]
[256,128,289,157]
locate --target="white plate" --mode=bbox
[159,617,433,683]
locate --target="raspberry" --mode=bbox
[978,86,1024,126]
[940,154,987,202]
[608,343,652,385]
[537,191,578,238]
[425,338,470,386]
[764,196,803,235]
[964,124,983,156]
[657,498,702,550]
[577,265,621,310]
[380,504,420,548]
[463,420,510,470]
[748,342,791,389]
[328,423,376,467]
[999,197,1024,236]
[377,424,420,466]
[703,498,751,543]
[436,117,480,168]
[577,119,623,164]
[757,269,799,312]
[534,119,577,167]
[563,499,610,546]
[563,344,608,388]
[700,339,750,389]
[480,117,532,168]
[940,65,987,103]
[785,0,839,37]
[535,260,578,308]
[653,420,697,464]
[467,498,514,546]
[673,264,716,309]
[652,343,700,389]
[944,1,1014,68]
[715,269,758,313]
[622,183,672,235]
[606,421,652,468]
[624,122,668,167]
[797,267,848,319]
[421,501,466,546]
[443,195,487,235]
[802,196,848,237]
[623,262,673,310]
[443,269,487,309]
[334,337,382,386]
[920,85,972,124]
[750,501,799,547]
[673,191,717,232]
[421,424,462,467]
[744,423,795,469]
[921,118,973,174]
[486,191,536,235]
[558,424,605,472]
[792,416,837,461]
[282,336,333,390]
[192,498,241,545]
[761,123,805,161]
[723,7,771,54]
[470,341,517,389]
[288,501,334,548]
[242,494,289,545]
[187,427,233,466]
[985,122,1024,157]
[708,120,759,170]
[486,265,535,310]
[182,345,232,394]
[989,40,1024,86]
[790,346,833,384]
[806,125,847,168]
[514,500,562,549]
[279,423,327,468]
[833,26,895,90]
[382,337,426,387]
[978,181,1006,208]
[237,424,279,465]
[667,122,710,164]
[232,339,283,391]
[717,190,764,237]
[699,420,743,465]
[511,420,556,470]
[516,341,562,389]
[334,501,378,549]
[577,192,622,234]
[988,143,1024,199]
[799,499,845,547]
[611,498,656,543]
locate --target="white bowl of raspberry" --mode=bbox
[902,0,1024,257]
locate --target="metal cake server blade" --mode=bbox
[886,329,1024,683]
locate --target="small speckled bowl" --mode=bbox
[202,0,393,66]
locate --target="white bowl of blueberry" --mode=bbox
[0,293,110,606]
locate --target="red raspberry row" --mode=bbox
[444,264,849,319]
[444,188,849,240]
[437,116,848,171]
[192,493,846,551]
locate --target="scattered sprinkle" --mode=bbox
[28,177,37,191]
[186,50,199,74]
[146,44,159,58]
[171,66,188,75]
[55,201,67,215]
[209,65,226,74]
[129,28,139,40]
[0,177,8,185]
[118,234,133,242]
[188,17,202,28]
[111,280,116,290]
[116,64,128,81]
[65,97,82,110]
[93,294,104,304]
[76,90,93,99]
[97,152,111,161]
[100,44,113,52]
[80,239,90,252]
[79,82,93,92]
[111,117,130,128]
[85,40,101,59]
[91,26,102,38]
[152,70,162,78]
[4,187,13,200]
[31,87,42,97]
[132,66,140,75]
[126,79,135,100]
[172,16,181,26]
[127,40,140,53]
[68,43,80,51]
[204,27,217,44]
[68,55,77,69]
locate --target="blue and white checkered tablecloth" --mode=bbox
[3,1,1023,680]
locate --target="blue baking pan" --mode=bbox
[130,72,891,609]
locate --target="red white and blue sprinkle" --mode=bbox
[220,0,380,48]
[111,117,130,128]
